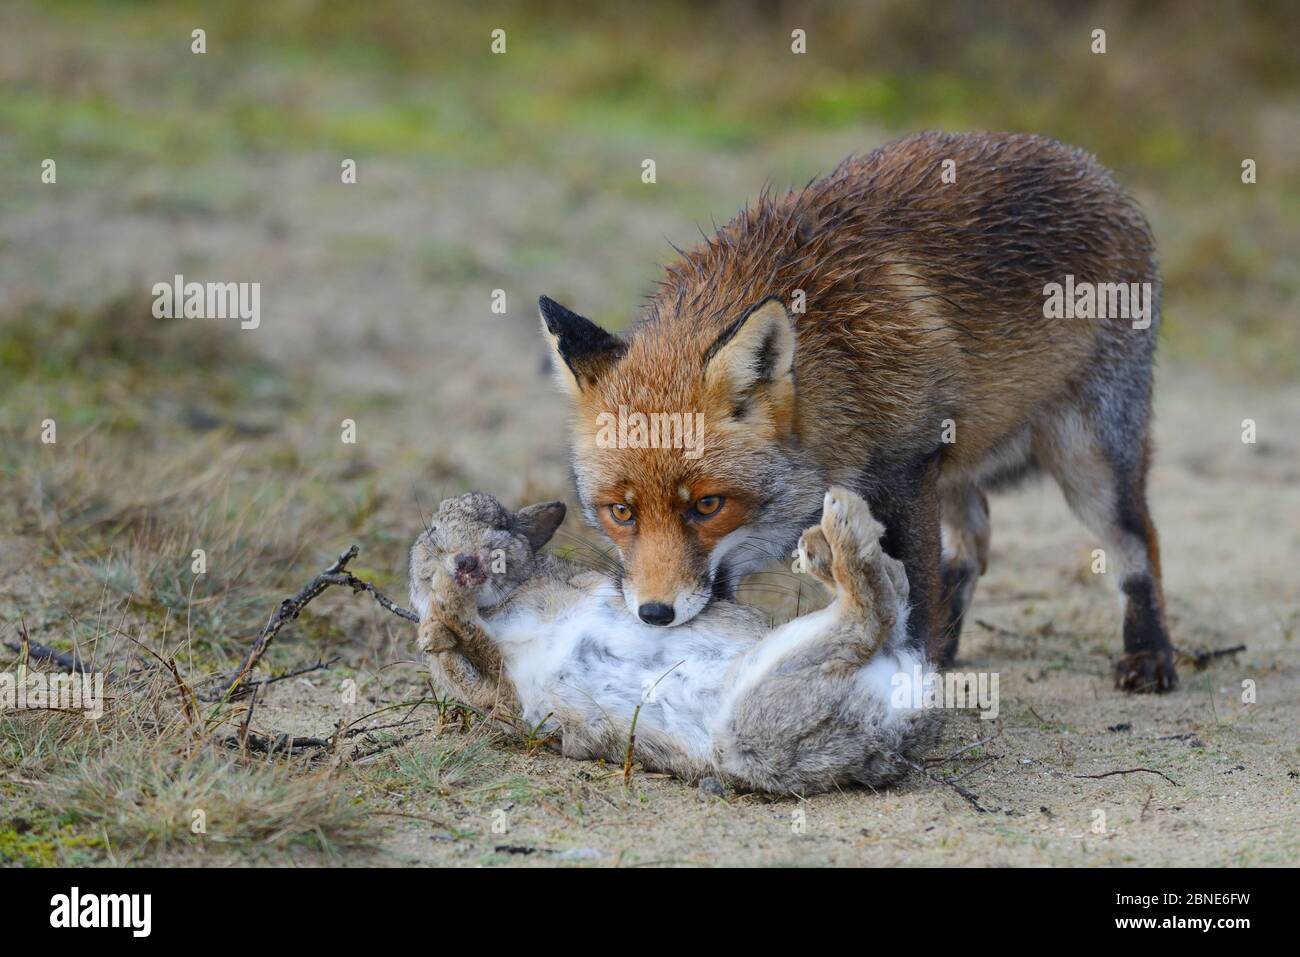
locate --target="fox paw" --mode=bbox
[1114,649,1179,693]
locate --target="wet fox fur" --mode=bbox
[538,130,1177,692]
[408,488,939,795]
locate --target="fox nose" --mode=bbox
[638,602,675,626]
[454,554,481,576]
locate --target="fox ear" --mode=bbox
[702,296,796,420]
[539,296,624,395]
[514,500,566,552]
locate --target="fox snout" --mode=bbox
[624,587,710,628]
[637,601,676,626]
[621,553,714,628]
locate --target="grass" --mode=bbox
[1,670,376,863]
[48,744,374,861]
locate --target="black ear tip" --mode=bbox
[538,295,568,333]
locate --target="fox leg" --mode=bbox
[863,453,944,661]
[935,482,991,667]
[1036,406,1177,692]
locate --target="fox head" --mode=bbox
[539,294,824,626]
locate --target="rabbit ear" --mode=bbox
[515,501,566,551]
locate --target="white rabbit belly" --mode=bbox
[493,593,756,762]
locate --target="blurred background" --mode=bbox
[1,0,1297,664]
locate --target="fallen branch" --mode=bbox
[220,722,433,761]
[974,619,1035,642]
[947,757,999,784]
[207,545,417,701]
[319,572,419,624]
[223,657,341,701]
[4,617,103,677]
[1073,767,1181,787]
[3,637,98,674]
[906,758,999,813]
[924,732,1001,766]
[226,730,334,756]
[1175,643,1246,670]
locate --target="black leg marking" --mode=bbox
[1114,573,1177,692]
[936,559,976,668]
[863,455,943,659]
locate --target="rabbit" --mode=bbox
[408,486,940,794]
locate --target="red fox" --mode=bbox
[539,131,1177,693]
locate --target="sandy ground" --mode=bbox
[365,368,1300,866]
[4,119,1297,865]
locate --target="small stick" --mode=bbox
[223,657,341,701]
[906,758,998,814]
[228,731,333,755]
[1073,767,1181,787]
[1175,644,1246,670]
[4,636,97,675]
[974,619,1035,642]
[924,732,1000,766]
[320,572,419,623]
[210,545,417,701]
[239,685,259,752]
[947,757,998,784]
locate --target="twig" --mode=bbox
[319,572,419,624]
[220,713,435,761]
[348,727,433,762]
[974,619,1034,642]
[110,627,199,727]
[226,731,333,755]
[223,657,341,701]
[1073,767,1181,787]
[238,685,259,752]
[208,545,417,701]
[369,809,456,829]
[3,628,100,676]
[906,758,999,813]
[1174,643,1246,670]
[4,638,95,673]
[924,732,1000,766]
[164,656,199,727]
[947,757,998,784]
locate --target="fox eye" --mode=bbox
[609,503,635,525]
[692,495,724,518]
